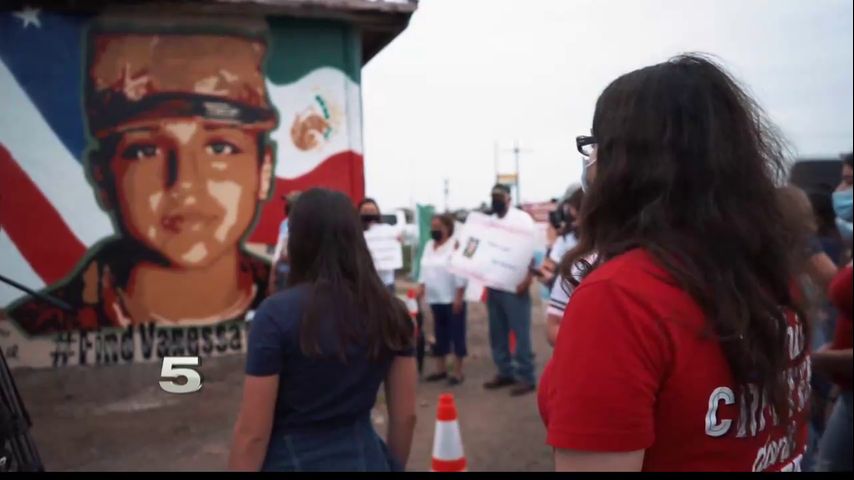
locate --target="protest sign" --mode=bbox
[365,224,403,271]
[449,212,535,293]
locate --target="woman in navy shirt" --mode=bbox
[229,188,417,472]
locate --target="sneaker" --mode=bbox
[509,383,536,396]
[483,375,515,390]
[424,372,448,382]
[448,375,464,386]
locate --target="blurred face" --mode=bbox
[567,203,579,224]
[431,218,448,239]
[841,164,853,191]
[490,190,510,204]
[359,202,380,216]
[106,119,271,268]
[491,190,511,216]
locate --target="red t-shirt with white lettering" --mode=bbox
[543,249,809,472]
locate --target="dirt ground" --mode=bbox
[12,284,554,472]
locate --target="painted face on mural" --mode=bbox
[108,119,271,267]
[86,28,277,268]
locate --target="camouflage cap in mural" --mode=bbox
[84,13,277,138]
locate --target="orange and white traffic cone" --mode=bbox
[431,393,467,472]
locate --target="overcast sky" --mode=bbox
[361,0,853,211]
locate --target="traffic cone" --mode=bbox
[509,330,517,355]
[431,393,467,472]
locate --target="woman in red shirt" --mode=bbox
[812,263,852,471]
[542,55,810,471]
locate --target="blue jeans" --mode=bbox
[815,390,853,472]
[486,288,535,385]
[262,415,401,472]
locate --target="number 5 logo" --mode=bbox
[159,356,202,394]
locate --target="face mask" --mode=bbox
[430,229,443,242]
[491,197,507,216]
[832,188,853,222]
[361,214,380,230]
[581,161,593,193]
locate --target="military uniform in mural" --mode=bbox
[7,16,279,335]
[9,239,270,335]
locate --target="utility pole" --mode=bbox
[443,177,450,213]
[493,141,499,185]
[501,140,532,206]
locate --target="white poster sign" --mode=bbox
[364,224,403,271]
[449,212,535,293]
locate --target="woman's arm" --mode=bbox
[812,346,854,381]
[384,356,417,467]
[228,374,279,471]
[546,313,561,347]
[805,252,838,291]
[452,287,465,314]
[554,448,645,472]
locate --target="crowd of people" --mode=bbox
[227,54,852,472]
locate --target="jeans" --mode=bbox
[486,288,535,385]
[430,303,467,357]
[803,310,834,471]
[273,260,290,292]
[262,415,401,472]
[814,390,853,472]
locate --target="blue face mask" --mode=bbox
[833,188,853,222]
[580,157,597,193]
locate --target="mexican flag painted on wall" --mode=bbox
[248,18,365,245]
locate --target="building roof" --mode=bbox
[5,0,418,63]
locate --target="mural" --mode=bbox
[0,8,365,368]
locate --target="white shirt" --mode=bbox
[492,206,535,231]
[548,232,578,265]
[547,253,597,317]
[420,238,467,304]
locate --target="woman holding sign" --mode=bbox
[359,198,402,294]
[418,214,468,385]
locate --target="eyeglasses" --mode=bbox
[576,135,596,157]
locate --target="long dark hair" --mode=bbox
[560,188,584,238]
[287,188,413,360]
[560,54,804,416]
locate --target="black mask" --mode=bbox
[361,214,381,230]
[430,230,443,242]
[491,197,508,216]
[548,209,563,230]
